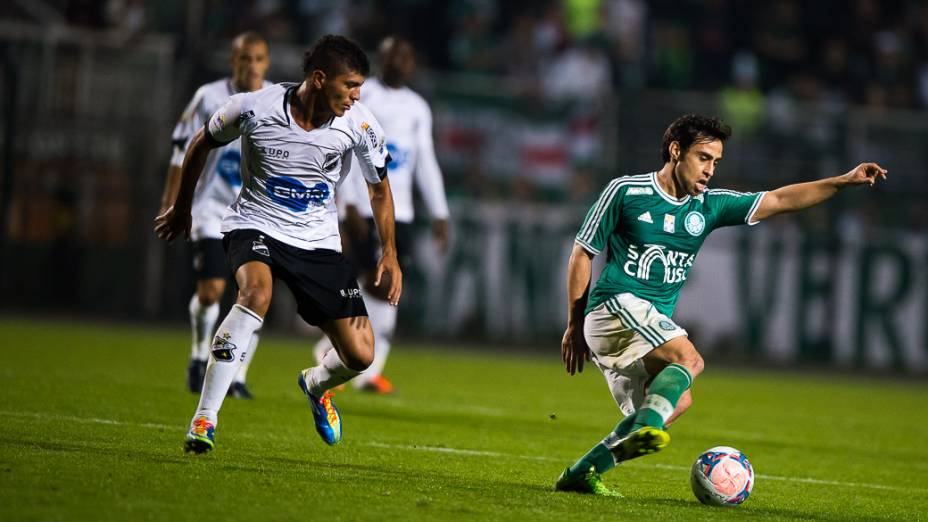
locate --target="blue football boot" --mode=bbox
[298,369,342,445]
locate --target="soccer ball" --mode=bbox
[690,446,754,507]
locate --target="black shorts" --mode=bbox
[223,229,367,326]
[191,238,229,281]
[347,218,413,275]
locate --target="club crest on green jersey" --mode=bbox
[684,211,706,236]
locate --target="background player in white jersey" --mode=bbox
[158,31,271,398]
[314,36,449,394]
[155,35,402,454]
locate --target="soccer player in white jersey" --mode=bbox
[158,31,271,398]
[314,36,449,393]
[555,114,886,495]
[155,35,402,454]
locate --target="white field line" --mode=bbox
[2,410,924,495]
[362,441,928,495]
[0,410,176,430]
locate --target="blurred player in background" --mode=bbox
[158,32,271,399]
[155,35,401,454]
[314,36,450,394]
[555,114,886,495]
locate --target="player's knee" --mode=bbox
[685,351,705,378]
[197,282,224,306]
[237,285,271,316]
[342,346,373,372]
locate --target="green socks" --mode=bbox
[632,363,692,430]
[564,363,693,480]
[565,413,639,477]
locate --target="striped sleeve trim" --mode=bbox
[745,191,766,225]
[576,175,650,247]
[574,238,601,255]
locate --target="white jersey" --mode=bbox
[207,83,389,252]
[341,78,448,223]
[171,78,272,240]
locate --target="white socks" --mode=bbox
[313,335,334,366]
[354,290,396,387]
[193,304,263,425]
[233,333,259,385]
[306,348,360,396]
[188,294,219,361]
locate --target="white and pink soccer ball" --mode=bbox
[690,446,754,507]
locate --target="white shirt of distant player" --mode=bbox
[340,78,449,223]
[170,78,272,241]
[207,82,388,252]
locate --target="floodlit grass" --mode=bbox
[1,318,926,521]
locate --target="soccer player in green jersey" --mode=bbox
[555,114,887,496]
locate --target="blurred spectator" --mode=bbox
[542,37,611,100]
[719,51,765,135]
[754,0,807,90]
[651,21,692,89]
[602,0,647,89]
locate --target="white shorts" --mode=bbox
[583,292,687,415]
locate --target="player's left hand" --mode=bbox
[153,205,191,242]
[374,252,403,306]
[842,162,887,187]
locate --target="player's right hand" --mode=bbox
[153,205,191,242]
[561,323,590,375]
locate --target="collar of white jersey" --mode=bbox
[651,171,691,205]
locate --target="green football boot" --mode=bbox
[609,426,670,462]
[554,466,622,497]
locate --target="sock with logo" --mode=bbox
[565,413,638,477]
[306,348,361,397]
[189,294,219,361]
[192,304,263,425]
[232,333,258,385]
[631,363,692,430]
[353,290,396,387]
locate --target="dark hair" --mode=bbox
[302,35,370,78]
[660,114,732,163]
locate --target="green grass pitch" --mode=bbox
[1,318,926,521]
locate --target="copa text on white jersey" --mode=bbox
[341,78,448,223]
[206,82,389,252]
[171,78,273,241]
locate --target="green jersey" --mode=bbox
[576,171,765,317]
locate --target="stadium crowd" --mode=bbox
[67,0,928,110]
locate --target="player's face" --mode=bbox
[324,70,365,117]
[675,140,723,195]
[231,41,270,92]
[383,41,416,85]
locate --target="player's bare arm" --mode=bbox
[562,243,594,375]
[154,128,219,242]
[752,162,888,222]
[367,176,403,306]
[158,165,182,215]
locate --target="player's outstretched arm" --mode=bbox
[368,176,403,306]
[153,128,214,242]
[562,243,594,375]
[752,162,887,222]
